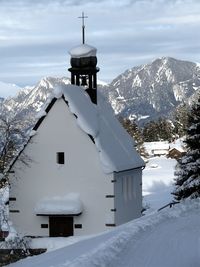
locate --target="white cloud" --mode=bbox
[0,0,200,87]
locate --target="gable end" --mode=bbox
[33,96,69,131]
[33,97,57,131]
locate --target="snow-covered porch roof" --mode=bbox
[34,193,83,216]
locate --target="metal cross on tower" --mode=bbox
[78,12,88,44]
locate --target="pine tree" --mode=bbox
[143,120,159,141]
[172,96,200,200]
[173,103,189,137]
[119,117,146,156]
[143,117,174,142]
[156,117,174,142]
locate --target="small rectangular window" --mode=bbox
[41,224,48,228]
[122,175,134,202]
[9,210,20,213]
[9,197,16,201]
[57,152,65,164]
[74,224,82,229]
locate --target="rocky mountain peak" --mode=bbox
[0,57,199,131]
[107,57,200,123]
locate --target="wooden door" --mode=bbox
[49,216,73,237]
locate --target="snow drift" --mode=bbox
[8,199,200,267]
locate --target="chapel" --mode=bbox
[8,15,145,237]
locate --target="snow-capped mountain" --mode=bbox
[0,57,200,132]
[0,77,71,132]
[106,57,200,122]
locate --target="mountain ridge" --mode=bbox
[0,57,200,131]
[105,57,200,122]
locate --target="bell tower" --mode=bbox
[68,12,99,104]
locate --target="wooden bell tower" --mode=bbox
[68,12,99,104]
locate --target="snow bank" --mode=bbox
[30,236,91,252]
[63,200,200,267]
[34,193,83,215]
[142,156,176,212]
[8,200,200,267]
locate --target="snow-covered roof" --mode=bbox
[144,142,170,155]
[169,139,185,153]
[69,44,97,58]
[34,193,83,215]
[10,84,144,174]
[53,85,145,173]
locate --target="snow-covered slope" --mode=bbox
[8,200,200,267]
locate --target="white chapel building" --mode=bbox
[9,42,145,237]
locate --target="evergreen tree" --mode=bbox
[119,117,146,156]
[173,103,189,137]
[156,117,174,142]
[172,96,200,200]
[143,117,174,142]
[143,120,159,141]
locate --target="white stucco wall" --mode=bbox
[114,169,142,225]
[9,98,114,236]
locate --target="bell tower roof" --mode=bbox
[68,12,99,105]
[69,44,97,59]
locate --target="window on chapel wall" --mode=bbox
[122,175,134,202]
[57,152,65,164]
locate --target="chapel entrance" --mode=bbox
[49,216,73,237]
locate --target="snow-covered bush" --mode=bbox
[0,185,9,238]
[1,235,31,252]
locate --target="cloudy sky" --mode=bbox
[0,0,200,91]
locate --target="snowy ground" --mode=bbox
[8,200,200,267]
[7,156,200,267]
[143,156,176,212]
